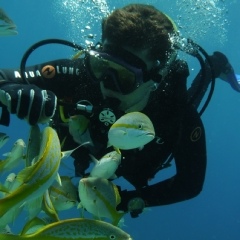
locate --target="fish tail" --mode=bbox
[112,211,125,226]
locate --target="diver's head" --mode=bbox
[85,4,177,111]
[98,4,177,94]
[101,4,177,66]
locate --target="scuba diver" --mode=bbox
[0,4,239,218]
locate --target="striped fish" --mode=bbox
[108,111,155,150]
[0,127,61,218]
[0,218,132,240]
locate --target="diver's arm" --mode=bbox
[0,58,83,96]
[187,68,212,109]
[0,58,83,125]
[117,106,207,211]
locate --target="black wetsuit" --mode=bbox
[0,57,207,212]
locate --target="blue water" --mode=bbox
[1,0,240,239]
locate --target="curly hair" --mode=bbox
[101,4,176,63]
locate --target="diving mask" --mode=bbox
[85,46,159,94]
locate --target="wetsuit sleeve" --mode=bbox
[0,58,83,125]
[187,67,212,109]
[117,105,206,211]
[0,58,83,97]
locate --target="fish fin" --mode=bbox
[107,141,112,148]
[89,154,99,164]
[55,173,62,186]
[117,216,126,229]
[42,190,59,222]
[2,152,11,157]
[60,136,67,148]
[30,156,39,166]
[15,163,36,184]
[113,184,121,206]
[107,142,121,155]
[20,217,46,236]
[112,211,125,226]
[61,150,75,160]
[77,202,83,209]
[113,146,121,155]
[61,141,91,160]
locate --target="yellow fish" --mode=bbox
[0,218,132,239]
[0,173,23,230]
[68,114,90,144]
[41,189,59,222]
[78,177,124,226]
[0,8,18,36]
[0,139,26,174]
[89,150,121,179]
[20,217,47,235]
[48,176,78,211]
[0,172,17,198]
[108,111,155,150]
[0,126,61,218]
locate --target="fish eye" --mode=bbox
[109,235,116,239]
[92,186,97,190]
[138,123,143,129]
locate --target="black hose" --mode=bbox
[20,39,84,84]
[192,42,216,116]
[178,38,216,116]
[187,52,207,108]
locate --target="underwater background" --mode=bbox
[0,0,240,239]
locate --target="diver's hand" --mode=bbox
[0,83,57,125]
[127,197,145,218]
[117,188,145,218]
